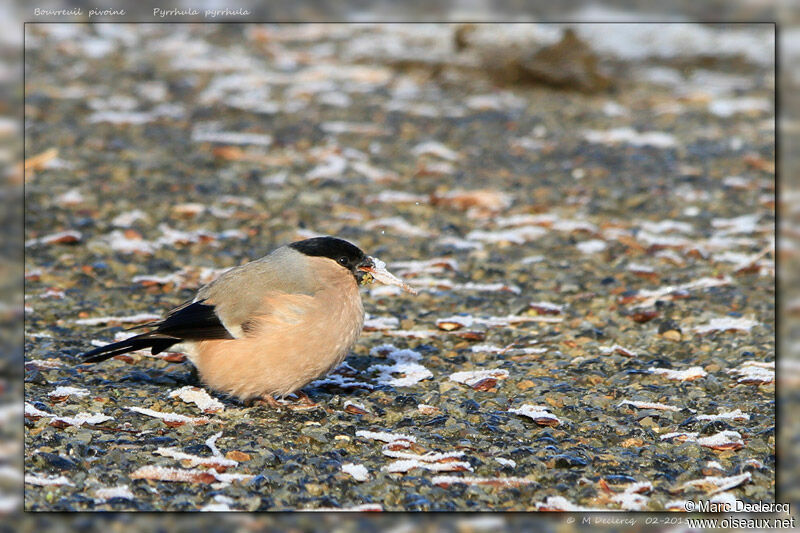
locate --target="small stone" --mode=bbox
[639,417,657,428]
[661,329,682,341]
[226,450,251,462]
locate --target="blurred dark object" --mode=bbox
[457,25,612,92]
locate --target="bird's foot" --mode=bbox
[249,395,284,409]
[290,391,319,409]
[252,392,319,411]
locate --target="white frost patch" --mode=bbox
[469,344,506,354]
[711,213,761,235]
[708,98,771,117]
[351,161,398,182]
[390,257,460,274]
[94,485,135,502]
[576,239,607,254]
[465,91,526,111]
[495,214,555,228]
[24,402,53,418]
[126,406,210,425]
[583,127,677,148]
[411,141,460,161]
[320,122,389,136]
[381,329,440,339]
[200,494,236,512]
[89,330,137,349]
[693,317,760,335]
[154,447,238,469]
[627,276,732,308]
[437,236,484,250]
[0,404,22,425]
[660,431,699,442]
[433,475,536,487]
[599,345,637,358]
[509,404,562,425]
[40,288,66,300]
[696,409,750,422]
[466,226,546,244]
[25,474,75,487]
[311,373,375,390]
[191,127,272,146]
[655,249,686,266]
[640,220,694,234]
[0,466,22,482]
[355,430,416,444]
[635,231,692,249]
[56,188,85,205]
[496,457,516,468]
[383,459,472,473]
[101,230,158,254]
[648,366,707,381]
[435,315,475,329]
[681,472,751,495]
[709,491,739,508]
[628,263,656,274]
[528,301,564,314]
[696,431,744,449]
[453,282,521,295]
[661,430,743,450]
[417,404,439,415]
[516,347,549,355]
[306,154,348,180]
[111,209,148,227]
[382,450,465,462]
[535,495,597,511]
[363,316,400,331]
[307,503,384,512]
[168,386,225,413]
[343,400,369,414]
[449,369,509,386]
[611,482,652,511]
[618,400,680,412]
[366,190,429,205]
[74,313,161,326]
[520,255,545,265]
[130,465,253,485]
[25,230,83,247]
[205,432,223,457]
[341,463,369,481]
[552,219,599,233]
[364,217,431,237]
[729,361,774,385]
[52,412,114,427]
[48,386,90,398]
[368,345,432,387]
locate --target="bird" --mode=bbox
[79,236,409,407]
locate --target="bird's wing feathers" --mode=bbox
[191,247,320,338]
[154,300,235,340]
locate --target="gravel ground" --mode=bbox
[23,23,774,511]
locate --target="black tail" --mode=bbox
[80,333,180,363]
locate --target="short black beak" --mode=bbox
[355,257,375,284]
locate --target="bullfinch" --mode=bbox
[79,236,415,405]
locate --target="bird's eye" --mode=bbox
[337,256,348,266]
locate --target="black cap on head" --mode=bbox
[288,236,370,277]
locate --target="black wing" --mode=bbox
[149,299,235,341]
[79,299,233,364]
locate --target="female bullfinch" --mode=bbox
[80,236,414,405]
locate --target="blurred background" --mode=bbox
[2,0,791,530]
